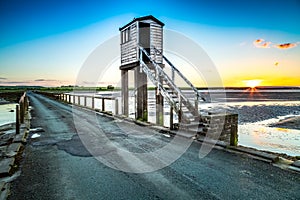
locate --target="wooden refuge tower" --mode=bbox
[119,15,208,128]
[119,15,238,145]
[119,15,165,123]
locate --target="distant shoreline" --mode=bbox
[0,99,10,105]
[0,85,300,92]
[199,86,300,90]
[0,91,23,104]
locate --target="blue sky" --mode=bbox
[0,0,299,86]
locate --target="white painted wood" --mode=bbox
[120,17,164,66]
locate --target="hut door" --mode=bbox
[139,22,150,60]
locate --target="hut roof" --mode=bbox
[119,15,164,31]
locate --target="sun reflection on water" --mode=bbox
[239,123,300,156]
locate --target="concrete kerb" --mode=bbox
[227,146,279,163]
[0,158,15,178]
[0,181,10,200]
[0,106,31,199]
[59,97,300,173]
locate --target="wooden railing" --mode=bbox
[37,92,119,115]
[16,92,29,134]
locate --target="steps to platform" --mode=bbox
[139,46,203,125]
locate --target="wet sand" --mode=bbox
[270,116,300,130]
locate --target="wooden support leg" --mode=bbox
[115,98,118,115]
[156,89,164,126]
[135,67,148,121]
[92,97,95,109]
[102,98,105,111]
[170,106,173,129]
[121,70,129,116]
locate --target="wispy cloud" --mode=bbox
[79,81,117,86]
[0,80,32,84]
[82,81,97,85]
[274,42,298,49]
[98,81,117,85]
[253,39,271,48]
[254,39,263,43]
[239,41,247,46]
[34,79,57,82]
[0,78,64,86]
[0,77,7,80]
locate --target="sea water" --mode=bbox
[221,90,300,156]
[226,101,300,156]
[0,103,17,126]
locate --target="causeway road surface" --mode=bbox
[9,92,300,199]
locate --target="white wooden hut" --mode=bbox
[119,15,164,69]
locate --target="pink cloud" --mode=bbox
[274,43,298,49]
[253,39,271,48]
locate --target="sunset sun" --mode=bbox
[245,80,262,88]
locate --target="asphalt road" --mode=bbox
[9,92,300,200]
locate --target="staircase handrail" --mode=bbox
[153,47,206,102]
[139,46,198,119]
[139,46,190,104]
[139,58,180,112]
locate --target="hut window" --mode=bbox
[121,27,131,44]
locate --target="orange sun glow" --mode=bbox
[245,80,262,88]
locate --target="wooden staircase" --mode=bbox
[138,46,207,132]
